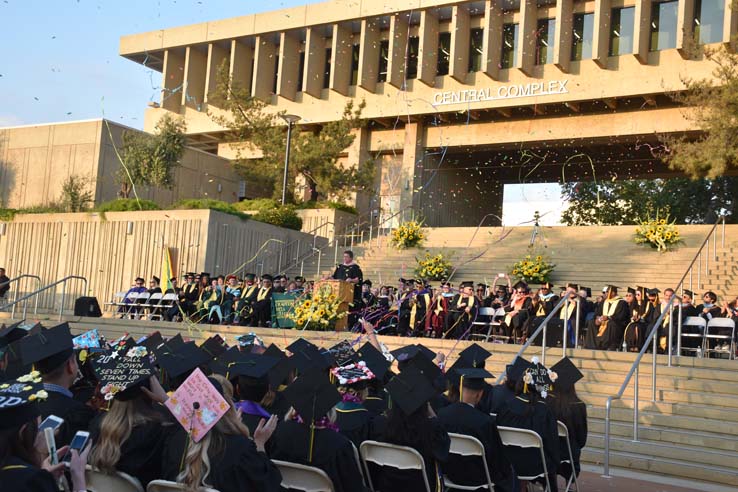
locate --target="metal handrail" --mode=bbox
[602,215,726,477]
[0,275,88,321]
[0,274,42,318]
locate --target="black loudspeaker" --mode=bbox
[74,296,102,317]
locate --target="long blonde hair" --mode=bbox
[176,375,251,492]
[89,396,162,473]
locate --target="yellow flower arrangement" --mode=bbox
[287,284,348,331]
[634,211,683,252]
[415,251,453,280]
[510,250,555,284]
[391,220,426,249]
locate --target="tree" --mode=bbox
[663,44,738,178]
[117,114,187,199]
[210,62,375,202]
[60,174,93,212]
[561,177,738,225]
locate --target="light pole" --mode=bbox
[280,114,301,205]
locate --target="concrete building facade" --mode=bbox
[119,0,735,226]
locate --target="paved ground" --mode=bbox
[573,471,702,492]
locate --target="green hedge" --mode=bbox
[234,198,280,212]
[173,199,245,218]
[252,206,303,231]
[95,199,161,213]
[0,204,66,221]
[294,201,358,214]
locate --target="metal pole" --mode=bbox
[334,240,339,266]
[689,268,693,294]
[705,239,709,278]
[281,120,293,206]
[603,398,612,477]
[295,240,300,263]
[59,281,66,321]
[277,249,283,275]
[575,295,581,350]
[677,301,683,357]
[633,365,640,442]
[562,300,569,357]
[316,250,322,279]
[697,253,701,289]
[722,216,725,248]
[713,227,717,260]
[542,322,547,366]
[651,330,657,403]
[668,297,674,367]
[300,261,304,278]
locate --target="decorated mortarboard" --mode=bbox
[72,328,101,350]
[458,343,492,368]
[164,368,230,443]
[286,337,317,354]
[235,333,265,348]
[459,281,474,289]
[331,361,375,386]
[283,369,341,425]
[455,367,494,391]
[355,342,391,380]
[93,347,154,401]
[327,340,357,367]
[0,371,49,429]
[20,322,74,371]
[549,357,583,390]
[386,366,437,415]
[523,357,556,397]
[200,335,228,358]
[506,356,533,382]
[157,342,212,379]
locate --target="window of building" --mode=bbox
[469,28,484,72]
[536,19,555,65]
[273,55,279,94]
[501,23,519,69]
[609,7,635,55]
[377,40,389,82]
[650,0,678,51]
[694,0,725,44]
[571,13,594,60]
[407,36,420,79]
[323,48,332,89]
[437,32,451,75]
[351,44,360,85]
[297,51,305,92]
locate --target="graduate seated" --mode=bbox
[0,371,90,492]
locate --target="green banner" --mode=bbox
[271,293,298,328]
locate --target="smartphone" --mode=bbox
[39,415,64,432]
[62,431,90,463]
[44,427,58,465]
[497,273,506,278]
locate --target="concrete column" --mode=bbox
[554,0,574,72]
[331,24,352,95]
[450,5,470,82]
[183,47,207,109]
[229,40,253,95]
[482,0,503,80]
[278,31,300,101]
[517,0,538,74]
[593,0,612,67]
[345,127,373,215]
[418,10,439,86]
[205,43,228,104]
[304,27,327,98]
[161,49,185,112]
[358,18,381,92]
[676,0,695,56]
[252,35,278,101]
[400,122,424,211]
[633,0,653,63]
[725,0,738,48]
[388,12,410,88]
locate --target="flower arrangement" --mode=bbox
[391,220,426,249]
[415,251,453,281]
[288,285,347,331]
[634,212,682,252]
[510,253,555,284]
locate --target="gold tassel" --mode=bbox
[459,375,464,402]
[308,422,316,463]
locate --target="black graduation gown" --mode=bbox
[335,400,373,448]
[161,427,281,492]
[263,390,292,421]
[437,402,513,489]
[584,298,630,350]
[504,297,533,338]
[397,293,414,336]
[528,295,560,336]
[623,301,646,352]
[448,295,479,339]
[333,263,363,302]
[409,291,432,336]
[477,383,515,416]
[252,288,273,326]
[496,395,560,490]
[0,457,58,492]
[89,415,171,486]
[545,395,587,478]
[363,395,388,418]
[37,390,96,446]
[371,416,450,492]
[270,420,367,492]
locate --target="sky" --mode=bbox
[0,0,565,225]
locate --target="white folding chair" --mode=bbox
[497,426,551,492]
[105,291,127,310]
[489,308,509,343]
[359,440,432,492]
[85,466,144,492]
[149,293,178,321]
[123,292,149,319]
[444,433,495,491]
[705,318,736,359]
[147,479,219,492]
[351,442,367,487]
[680,316,707,356]
[469,307,497,342]
[272,459,335,492]
[556,421,581,492]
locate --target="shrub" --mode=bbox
[173,199,245,218]
[0,203,65,220]
[234,198,280,212]
[252,206,303,230]
[295,201,358,214]
[95,198,161,213]
[60,175,94,212]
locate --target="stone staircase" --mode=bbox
[16,315,732,491]
[289,225,738,300]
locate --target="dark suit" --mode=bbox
[37,389,96,446]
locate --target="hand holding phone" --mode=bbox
[39,415,64,433]
[62,431,90,463]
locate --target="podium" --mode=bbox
[314,279,355,331]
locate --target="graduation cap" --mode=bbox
[290,344,333,373]
[683,289,694,298]
[540,282,553,289]
[200,272,211,278]
[0,322,27,356]
[208,347,242,378]
[157,342,212,379]
[283,369,341,425]
[331,362,375,386]
[581,286,592,298]
[549,357,583,390]
[355,342,391,380]
[0,371,49,429]
[459,281,474,289]
[526,357,554,397]
[244,273,256,281]
[261,274,274,282]
[647,288,661,296]
[235,333,265,348]
[93,350,155,401]
[139,332,164,353]
[506,356,533,383]
[263,344,294,389]
[155,333,185,357]
[327,340,357,367]
[362,279,372,286]
[225,352,280,380]
[200,335,228,358]
[627,287,636,295]
[455,367,494,391]
[512,280,528,290]
[458,343,491,369]
[390,344,436,363]
[567,283,579,290]
[286,337,317,355]
[20,322,74,373]
[386,366,437,415]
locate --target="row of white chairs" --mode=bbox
[83,422,579,492]
[104,291,179,321]
[469,307,508,343]
[681,316,736,359]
